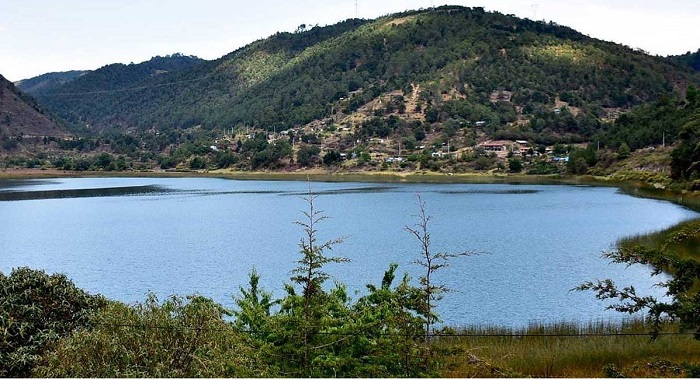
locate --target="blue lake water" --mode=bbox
[0,177,697,327]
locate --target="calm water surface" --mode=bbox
[0,177,697,327]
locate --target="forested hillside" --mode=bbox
[7,6,700,178]
[15,70,89,95]
[26,6,699,142]
[670,49,700,72]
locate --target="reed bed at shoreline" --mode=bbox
[439,319,700,377]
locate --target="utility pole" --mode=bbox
[530,3,539,20]
[355,0,358,18]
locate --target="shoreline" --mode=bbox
[0,167,595,184]
[2,167,700,211]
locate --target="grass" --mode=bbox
[618,218,700,270]
[433,215,699,378]
[438,319,700,377]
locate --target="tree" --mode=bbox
[297,145,320,167]
[670,108,700,181]
[404,195,477,372]
[577,222,700,340]
[405,195,475,341]
[567,147,596,174]
[322,150,342,166]
[351,264,426,377]
[189,156,206,170]
[508,158,523,173]
[233,269,277,332]
[617,142,631,159]
[285,187,349,376]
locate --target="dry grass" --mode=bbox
[438,320,700,377]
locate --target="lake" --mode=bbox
[0,177,697,327]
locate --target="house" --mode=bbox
[478,140,514,158]
[475,120,487,127]
[480,143,507,152]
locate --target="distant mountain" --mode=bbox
[29,6,700,145]
[0,74,68,141]
[23,53,204,96]
[669,49,700,72]
[15,70,89,95]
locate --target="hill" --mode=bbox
[669,49,700,72]
[15,70,89,95]
[7,6,700,174]
[28,6,700,142]
[0,74,68,146]
[17,53,205,97]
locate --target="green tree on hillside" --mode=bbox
[671,107,700,182]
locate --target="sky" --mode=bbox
[1,0,699,82]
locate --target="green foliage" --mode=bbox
[405,196,474,341]
[247,138,293,170]
[578,219,700,340]
[617,142,631,159]
[668,49,700,72]
[286,190,349,375]
[0,267,106,377]
[350,264,427,377]
[671,107,700,181]
[527,160,561,175]
[27,7,699,148]
[322,150,342,166]
[297,144,320,167]
[567,146,597,174]
[603,93,698,151]
[189,155,207,170]
[36,294,265,377]
[225,190,454,377]
[233,269,277,333]
[508,158,523,173]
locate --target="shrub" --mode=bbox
[0,267,106,377]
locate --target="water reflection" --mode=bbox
[0,179,61,191]
[0,185,166,201]
[437,189,540,195]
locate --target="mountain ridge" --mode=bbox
[24,6,699,143]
